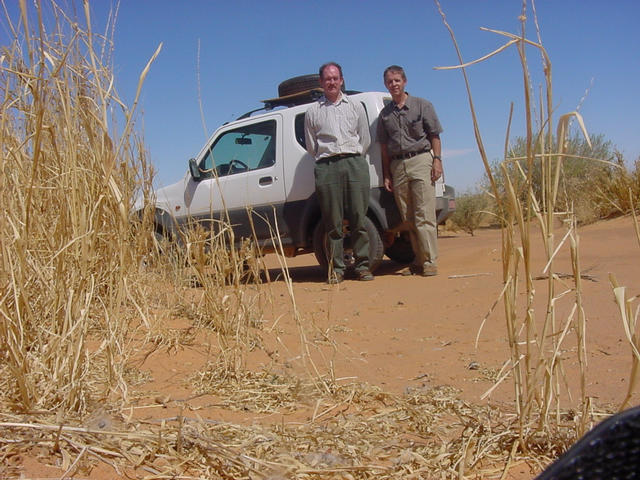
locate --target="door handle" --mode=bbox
[259,176,273,186]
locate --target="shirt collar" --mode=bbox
[393,92,411,110]
[320,92,348,106]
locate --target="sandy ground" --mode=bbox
[259,215,640,408]
[10,215,640,479]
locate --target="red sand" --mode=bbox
[11,216,640,479]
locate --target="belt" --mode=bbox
[319,153,357,162]
[390,149,428,161]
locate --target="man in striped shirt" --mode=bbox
[304,62,372,284]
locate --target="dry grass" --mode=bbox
[609,194,640,411]
[0,382,582,479]
[0,0,152,413]
[0,0,264,414]
[1,1,638,479]
[437,1,594,444]
[435,0,638,453]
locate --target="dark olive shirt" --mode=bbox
[377,93,443,156]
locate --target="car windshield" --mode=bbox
[199,119,276,177]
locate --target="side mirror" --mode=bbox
[188,158,201,180]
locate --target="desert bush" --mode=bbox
[448,190,490,235]
[484,133,638,224]
[584,153,640,219]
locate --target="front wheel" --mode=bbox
[384,232,415,265]
[313,216,384,273]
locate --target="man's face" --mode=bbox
[384,71,407,97]
[320,65,343,100]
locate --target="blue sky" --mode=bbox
[4,1,639,192]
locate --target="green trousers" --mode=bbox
[314,154,370,276]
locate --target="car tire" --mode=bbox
[278,74,346,98]
[153,228,167,252]
[313,216,384,273]
[278,74,320,97]
[385,232,415,264]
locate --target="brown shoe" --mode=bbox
[326,272,344,284]
[357,269,374,281]
[422,265,438,277]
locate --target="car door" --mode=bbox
[183,115,285,242]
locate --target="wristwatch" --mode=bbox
[433,155,441,160]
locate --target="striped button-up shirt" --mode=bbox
[304,93,371,161]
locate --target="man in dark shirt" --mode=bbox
[377,65,443,277]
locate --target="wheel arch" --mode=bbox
[366,194,389,233]
[150,207,178,240]
[284,193,322,248]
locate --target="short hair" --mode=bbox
[319,62,343,80]
[383,65,407,82]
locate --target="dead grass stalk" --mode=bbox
[435,0,620,449]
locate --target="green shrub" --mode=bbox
[448,190,489,236]
[482,133,639,224]
[585,152,640,220]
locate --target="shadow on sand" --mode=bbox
[263,259,407,284]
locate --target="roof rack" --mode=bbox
[237,88,362,120]
[262,88,324,110]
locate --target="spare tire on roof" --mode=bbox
[277,74,346,97]
[278,74,320,97]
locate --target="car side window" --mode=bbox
[295,113,306,149]
[199,119,276,178]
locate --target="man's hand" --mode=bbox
[384,176,393,193]
[431,157,443,183]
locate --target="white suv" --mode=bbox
[140,75,455,271]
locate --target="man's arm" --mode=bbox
[429,134,442,182]
[380,143,393,193]
[355,103,371,154]
[420,99,443,183]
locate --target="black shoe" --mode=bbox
[357,269,374,281]
[400,264,422,276]
[535,405,640,479]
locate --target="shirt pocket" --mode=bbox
[341,109,360,138]
[408,117,424,138]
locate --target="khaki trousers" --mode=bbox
[390,151,437,267]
